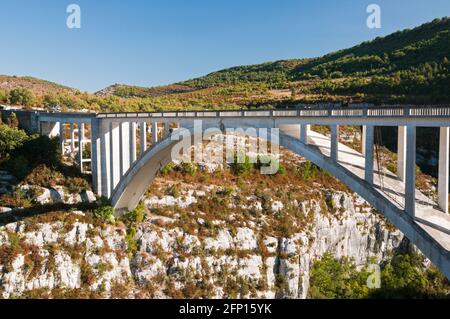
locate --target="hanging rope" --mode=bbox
[374,127,405,207]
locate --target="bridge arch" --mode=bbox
[110,126,450,279]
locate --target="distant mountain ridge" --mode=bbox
[0,75,76,95]
[179,17,450,88]
[1,17,449,109]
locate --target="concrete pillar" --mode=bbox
[70,123,75,153]
[331,125,339,161]
[91,119,101,195]
[140,122,147,154]
[99,120,111,198]
[397,126,407,182]
[152,122,159,143]
[130,122,137,163]
[405,126,416,216]
[438,127,449,214]
[300,124,309,144]
[110,122,121,193]
[120,122,131,176]
[59,122,64,155]
[361,126,366,156]
[78,122,85,172]
[364,126,374,185]
[164,122,170,138]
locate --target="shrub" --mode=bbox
[230,154,254,176]
[123,203,146,224]
[308,253,369,299]
[180,162,198,175]
[8,155,29,180]
[66,177,90,193]
[93,197,115,223]
[0,123,29,160]
[217,186,234,196]
[0,89,8,103]
[299,160,319,180]
[125,227,138,254]
[160,163,175,175]
[167,184,181,198]
[9,88,35,106]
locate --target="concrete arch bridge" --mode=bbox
[4,105,450,278]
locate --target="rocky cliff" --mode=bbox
[0,148,409,299]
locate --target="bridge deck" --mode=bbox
[308,130,450,251]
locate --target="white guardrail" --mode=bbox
[96,105,450,119]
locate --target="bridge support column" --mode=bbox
[120,122,131,176]
[78,122,85,172]
[438,127,449,214]
[91,119,101,195]
[397,126,407,182]
[70,123,75,153]
[110,122,121,193]
[405,126,416,216]
[130,122,137,163]
[140,122,147,154]
[152,122,159,143]
[361,126,366,156]
[99,120,112,198]
[331,125,339,161]
[164,122,170,138]
[300,124,309,144]
[364,126,374,185]
[59,122,65,155]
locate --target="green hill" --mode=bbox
[179,17,450,103]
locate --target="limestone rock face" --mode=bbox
[0,186,405,298]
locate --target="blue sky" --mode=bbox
[0,0,449,92]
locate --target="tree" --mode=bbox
[8,88,35,106]
[0,123,29,160]
[43,94,59,108]
[0,89,8,103]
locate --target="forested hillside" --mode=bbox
[1,17,449,111]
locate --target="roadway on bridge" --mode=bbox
[307,130,450,251]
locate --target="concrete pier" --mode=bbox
[152,122,159,143]
[99,120,111,198]
[397,126,407,182]
[364,126,374,185]
[405,126,416,216]
[361,126,367,156]
[120,122,131,176]
[91,119,100,194]
[70,123,75,152]
[439,127,449,214]
[78,122,85,171]
[59,122,64,155]
[130,122,137,163]
[300,124,310,144]
[140,122,147,154]
[331,125,339,161]
[110,122,121,193]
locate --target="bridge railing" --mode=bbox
[95,105,450,119]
